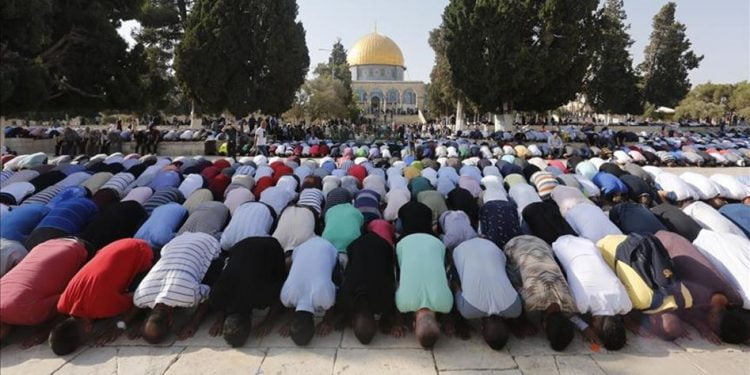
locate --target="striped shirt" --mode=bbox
[220,202,275,250]
[133,232,220,308]
[99,172,135,198]
[298,188,324,216]
[143,187,185,215]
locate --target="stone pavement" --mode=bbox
[2,314,748,375]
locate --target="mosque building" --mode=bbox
[347,31,427,116]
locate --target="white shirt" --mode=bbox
[179,174,205,198]
[564,203,622,243]
[133,232,220,308]
[260,186,294,216]
[440,211,478,250]
[683,201,747,238]
[0,239,28,277]
[693,230,750,309]
[551,185,594,216]
[655,172,696,201]
[254,127,267,146]
[711,174,750,200]
[552,235,632,315]
[220,202,275,250]
[453,238,520,316]
[280,236,337,313]
[508,183,541,220]
[573,174,601,198]
[679,172,723,200]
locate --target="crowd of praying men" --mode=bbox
[0,144,749,357]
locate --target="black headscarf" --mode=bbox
[598,162,626,177]
[619,174,662,204]
[447,187,479,228]
[398,201,433,237]
[29,170,66,193]
[521,201,576,244]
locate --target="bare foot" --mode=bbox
[390,324,407,338]
[278,322,291,337]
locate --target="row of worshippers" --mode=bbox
[1,152,748,356]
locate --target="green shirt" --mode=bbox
[322,204,364,253]
[395,234,453,313]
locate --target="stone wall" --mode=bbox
[5,138,212,156]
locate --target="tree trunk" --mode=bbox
[455,99,465,132]
[190,100,202,128]
[493,102,513,131]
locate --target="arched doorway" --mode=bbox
[371,96,381,113]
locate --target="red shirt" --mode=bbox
[57,239,153,319]
[0,239,88,325]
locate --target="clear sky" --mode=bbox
[118,0,749,85]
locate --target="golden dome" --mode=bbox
[347,32,405,68]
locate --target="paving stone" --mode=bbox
[164,347,265,374]
[673,327,744,352]
[54,347,118,375]
[258,326,343,348]
[432,335,516,371]
[512,355,558,375]
[333,348,436,375]
[683,351,750,375]
[555,355,605,375]
[438,370,522,375]
[0,343,85,375]
[340,328,423,349]
[617,334,683,355]
[116,347,185,374]
[260,348,336,375]
[594,353,705,375]
[182,314,262,348]
[506,333,589,356]
[54,346,184,375]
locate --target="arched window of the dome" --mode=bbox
[386,89,400,104]
[355,89,368,103]
[403,89,417,105]
[369,89,384,102]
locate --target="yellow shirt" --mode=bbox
[596,235,678,314]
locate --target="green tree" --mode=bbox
[1,0,147,115]
[174,0,309,116]
[638,2,703,108]
[730,82,750,119]
[134,0,194,114]
[675,82,744,122]
[585,0,641,115]
[441,0,598,129]
[313,40,354,108]
[427,25,458,116]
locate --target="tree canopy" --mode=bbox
[174,0,309,116]
[638,2,702,108]
[675,82,750,122]
[1,0,148,115]
[584,0,641,115]
[313,40,354,109]
[441,0,598,115]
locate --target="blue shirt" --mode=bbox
[592,172,628,197]
[719,204,750,237]
[47,186,90,209]
[135,203,188,249]
[36,198,98,234]
[0,204,51,242]
[148,171,182,190]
